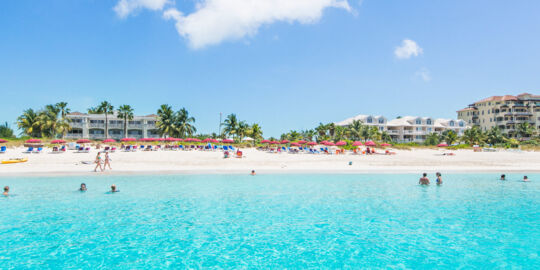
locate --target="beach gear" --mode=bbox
[1,157,28,164]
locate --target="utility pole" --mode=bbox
[219,112,222,137]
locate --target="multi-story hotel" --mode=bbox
[64,112,160,140]
[457,93,540,137]
[336,115,468,143]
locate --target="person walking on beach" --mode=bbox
[104,152,112,170]
[2,186,8,196]
[436,172,443,185]
[419,173,430,185]
[94,152,103,172]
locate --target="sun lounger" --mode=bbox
[24,147,33,154]
[33,147,43,154]
[0,146,6,154]
[110,147,116,153]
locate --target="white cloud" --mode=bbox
[394,39,423,59]
[162,0,351,49]
[114,0,170,18]
[415,68,431,82]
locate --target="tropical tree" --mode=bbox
[248,123,263,142]
[441,130,458,145]
[117,105,134,138]
[17,109,41,137]
[92,101,114,139]
[347,120,364,141]
[156,104,176,137]
[56,102,71,118]
[424,132,440,146]
[223,114,239,138]
[333,126,347,141]
[0,122,14,138]
[234,121,249,141]
[367,126,381,141]
[462,126,484,145]
[176,107,196,138]
[485,127,506,145]
[381,131,392,142]
[516,122,534,141]
[300,129,316,141]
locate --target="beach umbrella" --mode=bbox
[202,138,212,143]
[121,138,136,142]
[0,139,8,143]
[307,142,317,146]
[352,141,363,146]
[50,139,66,144]
[365,141,376,146]
[290,142,301,147]
[270,141,279,144]
[281,140,290,144]
[77,139,91,144]
[210,139,219,143]
[222,139,234,143]
[261,139,270,143]
[380,143,392,147]
[437,143,448,147]
[335,141,347,146]
[103,139,116,143]
[192,138,202,142]
[298,140,307,144]
[325,142,336,146]
[26,139,41,143]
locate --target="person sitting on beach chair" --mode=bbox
[236,150,243,158]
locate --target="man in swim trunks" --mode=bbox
[2,186,8,196]
[419,173,430,185]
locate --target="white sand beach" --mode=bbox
[1,147,539,176]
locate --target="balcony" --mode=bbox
[70,122,85,128]
[64,134,83,139]
[128,124,144,129]
[107,123,124,129]
[89,123,105,128]
[89,134,105,139]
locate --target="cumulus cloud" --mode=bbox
[394,39,423,59]
[415,68,431,82]
[114,0,170,18]
[159,0,351,49]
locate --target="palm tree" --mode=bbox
[236,121,249,141]
[300,129,315,141]
[93,101,114,139]
[333,126,346,141]
[516,122,534,141]
[117,105,134,138]
[55,102,71,118]
[442,130,458,145]
[462,126,484,145]
[248,123,263,142]
[37,105,61,137]
[424,132,440,146]
[156,105,176,137]
[486,127,506,145]
[367,126,381,141]
[223,114,239,138]
[17,109,41,137]
[381,131,392,142]
[347,120,364,141]
[0,122,14,138]
[175,108,196,138]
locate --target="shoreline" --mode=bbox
[1,147,539,177]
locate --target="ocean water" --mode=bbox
[0,173,539,269]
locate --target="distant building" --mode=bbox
[65,112,160,140]
[457,93,540,137]
[336,114,468,143]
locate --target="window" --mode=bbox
[427,127,432,132]
[90,129,104,135]
[379,126,384,131]
[367,117,373,123]
[128,130,142,135]
[109,120,123,125]
[90,120,104,124]
[68,129,82,134]
[147,121,156,125]
[427,119,432,125]
[129,121,142,125]
[109,130,122,135]
[459,122,464,127]
[378,119,384,124]
[449,121,455,126]
[71,118,83,123]
[415,119,421,125]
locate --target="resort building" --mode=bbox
[336,114,468,143]
[64,112,160,140]
[457,93,540,137]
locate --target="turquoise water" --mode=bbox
[1,174,539,269]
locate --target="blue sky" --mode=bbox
[1,0,539,137]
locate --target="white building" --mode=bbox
[336,114,469,143]
[65,112,160,140]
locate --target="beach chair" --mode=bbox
[33,147,43,154]
[60,145,66,152]
[24,147,33,154]
[0,146,6,154]
[110,147,116,153]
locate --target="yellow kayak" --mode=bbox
[1,158,28,164]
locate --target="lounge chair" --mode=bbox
[0,146,6,154]
[33,147,43,154]
[24,147,33,154]
[60,145,66,152]
[110,147,116,153]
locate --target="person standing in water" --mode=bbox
[500,174,506,181]
[79,183,87,191]
[523,176,529,182]
[419,173,430,185]
[251,170,256,176]
[104,152,112,170]
[110,184,119,192]
[436,172,443,185]
[94,152,103,172]
[2,186,8,196]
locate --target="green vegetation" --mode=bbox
[156,105,197,138]
[16,102,71,138]
[0,122,15,138]
[222,113,263,142]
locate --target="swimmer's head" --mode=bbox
[436,172,441,177]
[80,183,86,189]
[3,186,8,192]
[501,174,506,179]
[524,176,528,180]
[423,173,427,177]
[111,184,116,191]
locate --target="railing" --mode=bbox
[70,122,85,128]
[107,124,123,129]
[65,134,83,139]
[89,123,105,128]
[89,134,105,139]
[128,124,144,129]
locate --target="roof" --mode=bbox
[68,111,86,116]
[457,107,476,112]
[475,95,518,104]
[335,114,385,126]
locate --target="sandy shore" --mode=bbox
[0,147,539,176]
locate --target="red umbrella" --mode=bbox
[26,139,41,143]
[173,138,183,142]
[202,138,211,143]
[50,139,66,144]
[270,141,279,144]
[281,140,290,144]
[0,139,7,143]
[121,138,136,142]
[290,142,301,147]
[261,139,270,143]
[222,139,234,143]
[365,141,376,146]
[380,143,392,147]
[437,143,448,147]
[335,141,347,146]
[307,142,317,146]
[192,138,202,142]
[325,142,336,146]
[103,139,116,143]
[210,139,219,143]
[298,140,307,144]
[352,141,363,146]
[77,139,91,144]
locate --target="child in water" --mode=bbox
[436,172,443,185]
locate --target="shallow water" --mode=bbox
[1,174,539,269]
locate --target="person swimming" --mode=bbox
[251,170,256,176]
[523,176,529,182]
[419,173,430,185]
[500,174,506,181]
[3,186,8,196]
[110,184,119,192]
[79,183,87,191]
[436,172,443,185]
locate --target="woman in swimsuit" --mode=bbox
[436,172,443,185]
[104,152,112,170]
[94,152,103,172]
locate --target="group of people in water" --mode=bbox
[78,183,119,193]
[94,152,112,172]
[419,172,443,185]
[500,174,529,182]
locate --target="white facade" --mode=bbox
[336,114,469,143]
[65,112,160,140]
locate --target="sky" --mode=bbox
[1,0,539,137]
